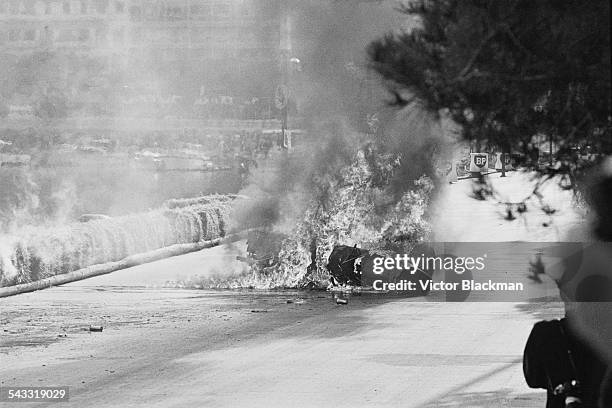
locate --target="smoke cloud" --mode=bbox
[233,1,446,233]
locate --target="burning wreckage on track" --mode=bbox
[239,230,434,295]
[326,244,434,295]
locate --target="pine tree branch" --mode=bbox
[499,23,536,59]
[454,29,498,81]
[456,71,549,82]
[567,113,593,141]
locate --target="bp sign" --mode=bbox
[469,153,489,172]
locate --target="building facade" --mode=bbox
[0,0,284,124]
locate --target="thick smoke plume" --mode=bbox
[227,1,448,287]
[233,1,439,223]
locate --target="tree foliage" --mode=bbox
[368,0,611,185]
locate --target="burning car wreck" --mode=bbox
[326,243,436,296]
[326,245,365,286]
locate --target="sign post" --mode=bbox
[448,160,458,183]
[275,84,289,149]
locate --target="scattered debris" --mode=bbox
[301,281,320,290]
[542,205,557,215]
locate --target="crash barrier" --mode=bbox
[0,195,234,289]
[0,238,222,298]
[163,194,247,209]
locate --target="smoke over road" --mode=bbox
[226,1,449,288]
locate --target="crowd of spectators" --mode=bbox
[0,126,288,177]
[4,90,280,121]
[191,130,278,159]
[117,93,277,120]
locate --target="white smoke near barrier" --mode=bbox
[0,238,18,282]
[0,0,249,234]
[230,1,438,229]
[0,195,233,287]
[0,168,41,232]
[0,166,87,233]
